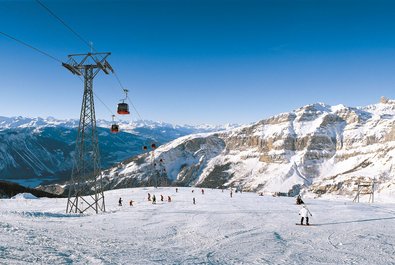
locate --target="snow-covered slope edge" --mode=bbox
[56,99,395,200]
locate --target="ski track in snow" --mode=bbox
[0,188,394,265]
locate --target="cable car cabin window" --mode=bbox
[117,103,130,115]
[111,124,119,133]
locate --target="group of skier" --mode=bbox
[118,197,134,206]
[146,193,172,204]
[118,188,313,225]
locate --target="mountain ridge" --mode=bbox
[45,99,395,199]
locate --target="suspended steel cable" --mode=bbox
[113,71,126,90]
[93,91,117,118]
[0,31,62,63]
[127,97,145,122]
[36,0,122,89]
[35,0,91,49]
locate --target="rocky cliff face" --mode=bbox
[45,100,395,199]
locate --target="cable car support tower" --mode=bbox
[63,52,114,214]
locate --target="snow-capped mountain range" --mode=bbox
[0,116,235,187]
[46,98,395,199]
[0,116,237,132]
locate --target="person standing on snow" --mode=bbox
[152,195,156,204]
[118,197,123,206]
[296,195,304,205]
[299,205,312,225]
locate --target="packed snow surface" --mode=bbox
[0,187,394,264]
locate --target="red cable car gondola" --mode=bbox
[117,89,130,115]
[117,103,130,115]
[110,115,119,133]
[111,124,119,133]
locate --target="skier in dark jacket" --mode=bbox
[296,195,304,205]
[118,197,122,206]
[152,195,156,204]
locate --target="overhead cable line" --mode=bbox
[113,72,126,90]
[127,97,145,122]
[94,91,116,117]
[35,0,91,48]
[35,0,124,91]
[0,31,62,63]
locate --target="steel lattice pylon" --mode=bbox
[63,52,113,214]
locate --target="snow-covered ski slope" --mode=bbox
[0,187,394,264]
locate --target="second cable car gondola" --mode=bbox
[110,115,119,133]
[111,124,119,133]
[118,89,130,115]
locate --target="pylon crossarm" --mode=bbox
[94,53,110,76]
[92,53,110,65]
[68,52,111,57]
[68,57,79,66]
[79,54,90,66]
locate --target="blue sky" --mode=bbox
[1,0,395,125]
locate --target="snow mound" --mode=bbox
[11,193,38,200]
